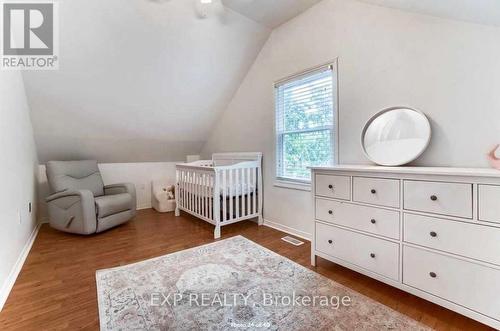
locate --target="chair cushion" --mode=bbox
[95,193,133,218]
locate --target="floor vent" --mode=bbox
[281,236,304,246]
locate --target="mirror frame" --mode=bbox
[361,106,432,166]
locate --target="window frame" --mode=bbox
[274,59,339,187]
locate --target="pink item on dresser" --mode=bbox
[487,144,500,170]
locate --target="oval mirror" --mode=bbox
[361,107,431,166]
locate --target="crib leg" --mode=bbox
[258,215,263,226]
[214,225,221,239]
[175,207,180,217]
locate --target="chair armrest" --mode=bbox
[104,183,137,213]
[45,189,97,234]
[104,183,135,196]
[46,189,94,204]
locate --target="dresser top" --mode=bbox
[310,165,500,178]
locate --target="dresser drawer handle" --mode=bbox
[429,272,437,278]
[328,184,333,189]
[430,231,437,237]
[328,210,333,215]
[370,219,376,224]
[370,189,376,194]
[328,240,333,244]
[370,253,376,258]
[430,195,438,201]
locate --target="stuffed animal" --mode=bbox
[487,144,500,170]
[152,182,176,212]
[166,185,175,200]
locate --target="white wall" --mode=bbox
[38,162,178,221]
[0,71,39,310]
[99,163,177,210]
[23,0,270,163]
[202,0,500,237]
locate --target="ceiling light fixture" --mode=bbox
[196,0,218,19]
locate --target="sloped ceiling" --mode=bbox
[222,0,322,28]
[26,0,500,164]
[24,0,270,163]
[358,0,500,27]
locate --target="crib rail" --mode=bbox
[176,160,214,170]
[175,155,263,239]
[176,167,215,224]
[217,164,260,224]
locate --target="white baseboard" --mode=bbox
[0,222,41,312]
[38,216,49,224]
[137,204,152,210]
[262,218,311,241]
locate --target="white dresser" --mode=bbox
[311,165,500,329]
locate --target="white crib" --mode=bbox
[175,152,263,238]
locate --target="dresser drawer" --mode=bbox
[403,246,500,321]
[479,185,500,224]
[316,222,399,280]
[316,199,400,239]
[403,180,472,218]
[353,177,400,208]
[315,174,350,200]
[404,213,500,265]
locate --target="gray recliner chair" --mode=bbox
[45,160,136,234]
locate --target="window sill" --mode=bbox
[274,180,311,192]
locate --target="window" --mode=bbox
[275,63,337,182]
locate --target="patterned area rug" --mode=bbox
[96,236,428,330]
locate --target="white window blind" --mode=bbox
[275,65,336,182]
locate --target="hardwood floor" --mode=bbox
[0,209,493,330]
